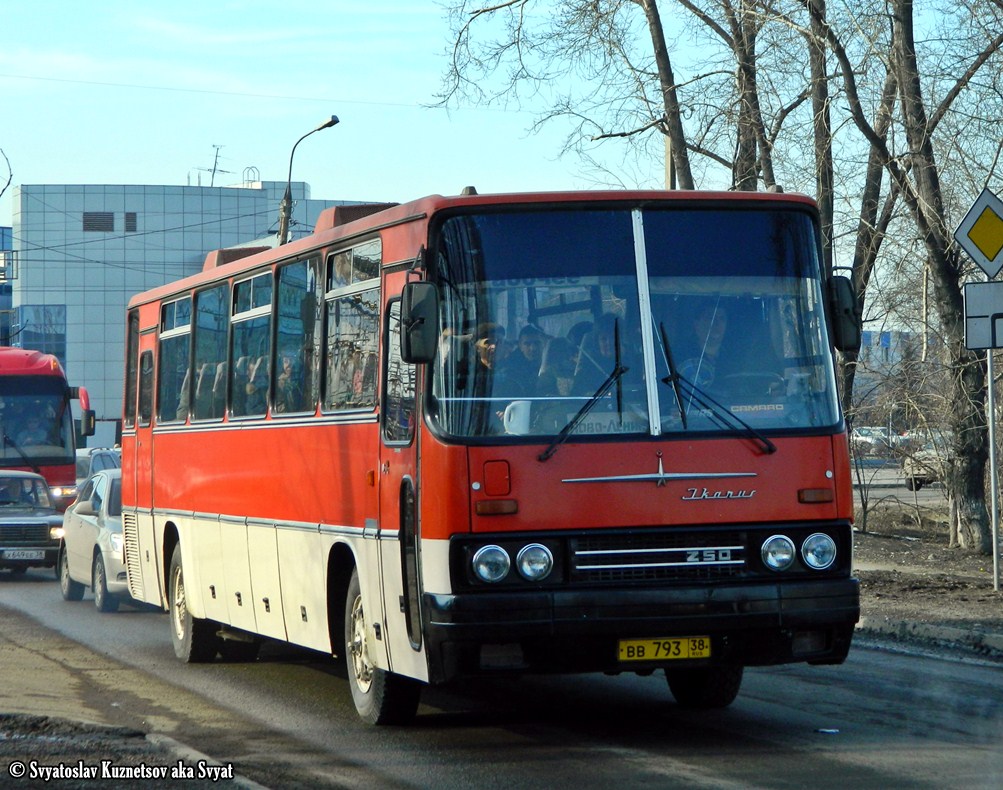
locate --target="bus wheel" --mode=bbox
[93,555,120,613]
[666,665,744,709]
[344,568,421,725]
[169,544,218,663]
[59,548,84,601]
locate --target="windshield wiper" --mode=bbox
[658,322,687,429]
[539,320,628,462]
[659,368,777,455]
[1,432,43,474]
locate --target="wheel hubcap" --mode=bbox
[172,566,187,640]
[348,595,373,692]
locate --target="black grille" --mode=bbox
[570,530,746,584]
[0,522,51,544]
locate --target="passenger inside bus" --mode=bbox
[15,415,50,447]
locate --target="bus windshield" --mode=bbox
[429,205,840,440]
[0,376,75,463]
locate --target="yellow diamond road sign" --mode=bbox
[956,187,1003,278]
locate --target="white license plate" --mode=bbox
[2,550,45,560]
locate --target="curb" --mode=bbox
[857,617,1003,660]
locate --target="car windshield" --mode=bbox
[428,205,840,440]
[0,476,53,508]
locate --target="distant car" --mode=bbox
[59,468,128,611]
[75,447,121,486]
[0,470,64,575]
[851,426,894,456]
[902,438,949,491]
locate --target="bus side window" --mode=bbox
[383,299,415,444]
[138,351,154,427]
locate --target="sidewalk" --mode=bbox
[0,603,264,788]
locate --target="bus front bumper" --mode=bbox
[421,578,859,684]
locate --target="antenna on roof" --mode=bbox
[194,145,234,187]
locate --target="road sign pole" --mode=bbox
[991,351,1001,592]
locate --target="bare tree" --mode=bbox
[439,0,1003,552]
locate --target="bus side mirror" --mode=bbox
[400,282,439,364]
[829,275,862,353]
[80,409,96,437]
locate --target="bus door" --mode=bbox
[125,311,165,606]
[377,288,428,681]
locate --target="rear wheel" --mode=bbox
[59,548,84,601]
[93,555,120,613]
[344,568,421,725]
[666,665,744,709]
[169,543,218,662]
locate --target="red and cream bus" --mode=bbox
[0,346,95,509]
[121,189,862,724]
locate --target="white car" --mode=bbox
[59,468,128,611]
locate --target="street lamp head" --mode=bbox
[278,114,341,245]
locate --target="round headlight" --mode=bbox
[761,535,796,571]
[801,533,837,570]
[516,543,553,581]
[472,545,510,583]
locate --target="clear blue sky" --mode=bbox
[1,2,640,225]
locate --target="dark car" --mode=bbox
[0,470,65,575]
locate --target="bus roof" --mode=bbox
[126,188,819,310]
[0,347,67,377]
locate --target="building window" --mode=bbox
[83,212,114,232]
[125,212,137,233]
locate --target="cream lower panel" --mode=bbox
[377,531,429,683]
[132,510,166,608]
[178,513,227,623]
[220,519,257,633]
[247,522,287,641]
[418,538,452,594]
[276,525,331,652]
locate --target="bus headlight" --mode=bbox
[801,533,837,570]
[516,543,553,581]
[761,535,796,571]
[472,545,510,583]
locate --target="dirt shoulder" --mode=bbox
[853,498,1003,658]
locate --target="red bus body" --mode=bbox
[121,190,859,722]
[0,346,94,509]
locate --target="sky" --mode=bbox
[0,2,652,227]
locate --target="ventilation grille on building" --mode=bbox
[83,212,115,232]
[125,212,137,232]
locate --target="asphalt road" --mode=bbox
[1,569,1002,789]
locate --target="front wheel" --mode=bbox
[169,543,218,663]
[93,554,120,613]
[344,568,421,725]
[666,665,744,709]
[59,548,84,601]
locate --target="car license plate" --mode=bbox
[618,636,711,662]
[2,550,45,561]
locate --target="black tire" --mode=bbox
[666,665,744,709]
[93,554,120,613]
[168,543,218,663]
[344,568,421,725]
[59,547,85,601]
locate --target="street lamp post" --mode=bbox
[277,115,339,245]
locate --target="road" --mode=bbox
[1,569,1001,789]
[852,459,946,507]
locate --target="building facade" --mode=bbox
[10,181,348,446]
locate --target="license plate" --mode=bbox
[618,636,712,662]
[2,550,45,560]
